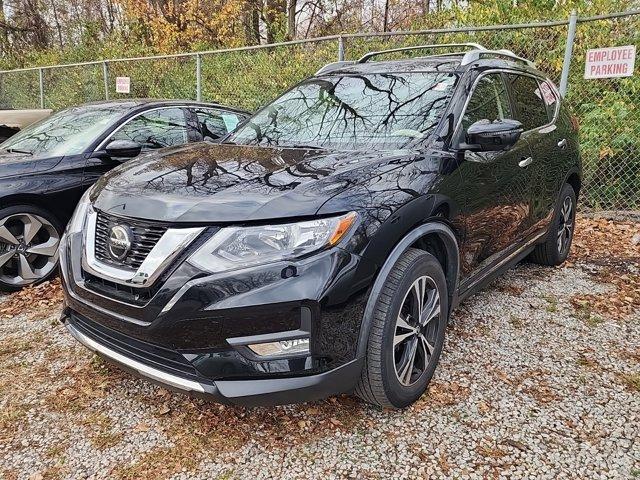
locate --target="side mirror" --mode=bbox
[463,119,523,152]
[104,139,142,159]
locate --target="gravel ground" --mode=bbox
[1,221,639,479]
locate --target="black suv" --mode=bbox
[60,45,581,409]
[0,100,248,290]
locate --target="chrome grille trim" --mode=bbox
[82,208,205,287]
[94,211,168,270]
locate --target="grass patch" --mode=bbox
[620,373,640,392]
[541,294,558,313]
[572,302,603,326]
[509,314,524,329]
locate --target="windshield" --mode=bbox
[227,71,457,151]
[1,105,126,157]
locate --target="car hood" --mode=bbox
[0,150,63,178]
[91,142,415,223]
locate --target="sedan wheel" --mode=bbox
[0,212,61,288]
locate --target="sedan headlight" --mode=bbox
[188,212,357,273]
[66,188,92,235]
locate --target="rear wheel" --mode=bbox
[0,205,63,292]
[355,248,448,409]
[529,183,576,266]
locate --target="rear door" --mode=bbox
[456,72,536,282]
[505,73,561,237]
[83,106,191,187]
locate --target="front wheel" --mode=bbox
[0,205,63,292]
[355,248,448,409]
[529,183,577,266]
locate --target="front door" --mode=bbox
[455,72,535,282]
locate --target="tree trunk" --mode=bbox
[286,0,296,39]
[382,0,390,32]
[50,0,63,47]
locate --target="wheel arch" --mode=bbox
[0,193,68,225]
[565,169,582,199]
[355,221,460,359]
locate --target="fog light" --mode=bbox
[248,338,310,358]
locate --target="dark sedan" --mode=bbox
[0,99,249,290]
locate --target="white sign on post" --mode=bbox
[584,45,636,79]
[115,76,131,93]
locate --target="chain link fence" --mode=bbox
[0,11,638,211]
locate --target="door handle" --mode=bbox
[557,138,568,149]
[518,157,533,168]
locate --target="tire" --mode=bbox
[0,204,63,292]
[355,248,449,409]
[529,183,577,266]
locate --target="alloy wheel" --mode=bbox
[557,196,574,255]
[0,213,60,286]
[393,275,440,387]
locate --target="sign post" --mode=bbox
[115,76,131,94]
[584,46,636,79]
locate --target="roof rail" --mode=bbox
[461,49,535,67]
[357,43,486,63]
[315,61,356,75]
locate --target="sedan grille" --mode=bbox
[94,211,168,270]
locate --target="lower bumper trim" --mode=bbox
[64,315,364,406]
[65,321,208,393]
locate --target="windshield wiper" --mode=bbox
[287,144,325,150]
[6,148,33,155]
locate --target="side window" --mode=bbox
[195,108,244,140]
[507,74,550,131]
[462,73,512,133]
[112,108,188,150]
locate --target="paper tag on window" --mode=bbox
[539,81,556,105]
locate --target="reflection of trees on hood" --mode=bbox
[102,143,342,197]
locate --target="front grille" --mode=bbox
[95,211,168,270]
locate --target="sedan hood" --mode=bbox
[0,151,63,178]
[91,142,412,223]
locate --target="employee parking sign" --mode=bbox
[584,45,636,79]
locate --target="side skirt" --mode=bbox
[456,231,545,305]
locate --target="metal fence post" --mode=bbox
[196,54,202,101]
[103,62,109,100]
[559,10,578,97]
[38,68,44,109]
[338,36,345,61]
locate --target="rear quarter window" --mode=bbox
[195,108,244,140]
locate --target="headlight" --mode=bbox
[188,212,357,273]
[66,188,92,235]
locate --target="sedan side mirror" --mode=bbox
[105,139,142,159]
[463,119,523,152]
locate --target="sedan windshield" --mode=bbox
[1,105,126,157]
[228,71,457,151]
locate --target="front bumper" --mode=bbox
[63,313,364,406]
[60,224,374,405]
